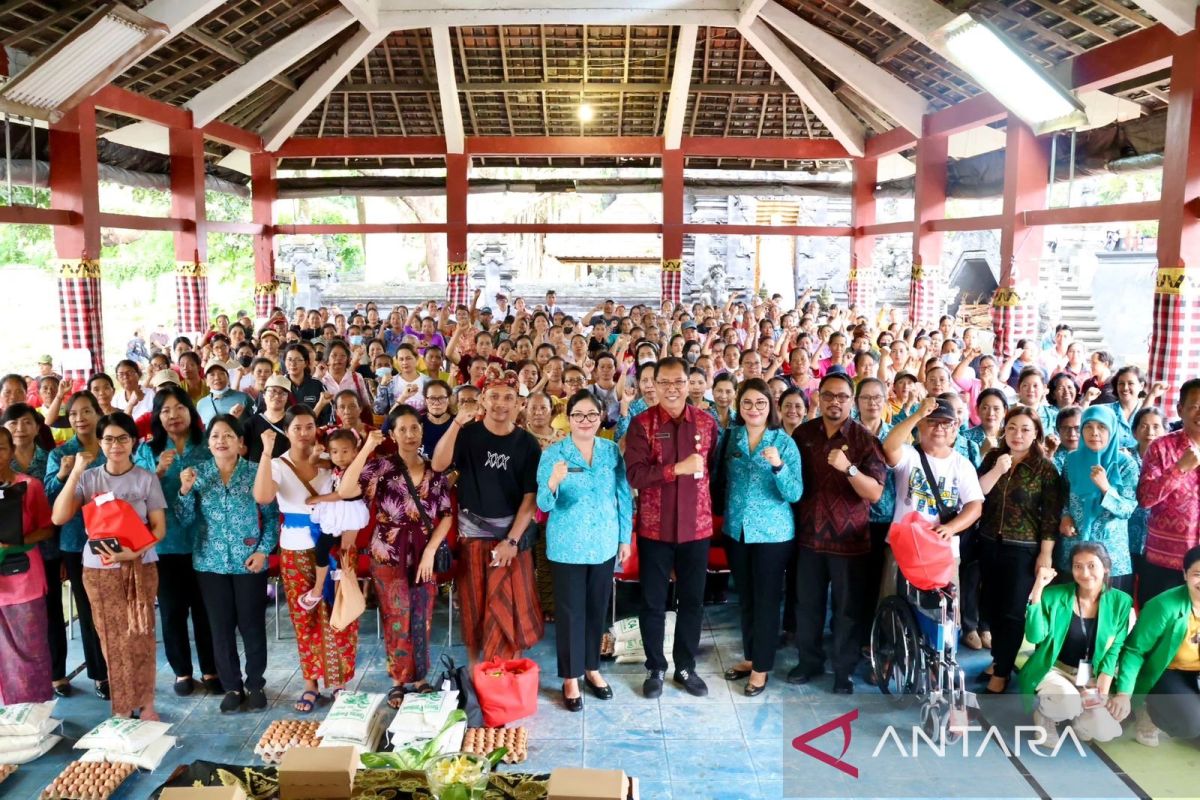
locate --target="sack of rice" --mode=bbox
[613,633,673,663]
[0,734,60,765]
[0,702,56,737]
[611,612,675,642]
[75,718,171,755]
[386,690,459,743]
[85,735,177,771]
[319,709,386,754]
[0,719,60,755]
[316,692,385,743]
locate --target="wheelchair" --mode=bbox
[870,571,975,743]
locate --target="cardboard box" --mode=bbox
[548,768,628,800]
[278,746,357,800]
[160,788,247,800]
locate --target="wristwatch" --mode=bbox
[506,538,521,548]
[846,465,860,478]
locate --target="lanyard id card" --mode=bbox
[1075,659,1091,687]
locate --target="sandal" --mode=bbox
[411,681,437,694]
[387,685,407,709]
[294,689,320,713]
[298,592,321,612]
[95,680,110,700]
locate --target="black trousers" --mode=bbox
[782,558,797,634]
[550,557,614,679]
[61,551,107,681]
[725,536,792,673]
[43,556,67,682]
[860,522,892,647]
[979,538,1038,679]
[638,535,709,673]
[959,530,987,635]
[1145,669,1200,740]
[156,554,217,679]
[794,545,866,682]
[1138,560,1184,607]
[196,571,269,693]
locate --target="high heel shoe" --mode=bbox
[744,676,768,697]
[562,686,583,713]
[583,676,613,700]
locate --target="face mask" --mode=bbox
[639,356,656,366]
[376,368,392,379]
[942,353,961,367]
[239,355,253,368]
[685,352,699,364]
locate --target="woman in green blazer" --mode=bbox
[1109,545,1200,747]
[1019,542,1132,745]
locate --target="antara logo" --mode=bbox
[791,709,859,778]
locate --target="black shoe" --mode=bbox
[583,676,613,700]
[723,667,752,681]
[220,690,244,713]
[245,688,268,711]
[832,678,854,695]
[94,680,110,700]
[174,677,195,697]
[203,676,223,694]
[744,676,768,697]
[53,681,72,698]
[786,666,820,685]
[672,669,709,697]
[643,669,665,699]
[562,688,583,713]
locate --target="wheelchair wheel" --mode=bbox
[871,596,924,707]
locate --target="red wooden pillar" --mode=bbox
[992,118,1048,360]
[251,153,277,322]
[909,123,947,329]
[1149,10,1200,410]
[445,153,469,309]
[170,127,209,337]
[849,159,877,315]
[661,148,684,310]
[50,101,104,380]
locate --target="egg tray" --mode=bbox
[460,727,527,764]
[40,760,136,800]
[0,764,15,783]
[253,720,323,764]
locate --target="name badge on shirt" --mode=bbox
[654,432,672,440]
[1075,660,1091,687]
[568,467,584,473]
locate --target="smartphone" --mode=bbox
[88,537,123,555]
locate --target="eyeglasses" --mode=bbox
[924,419,956,430]
[655,379,688,388]
[739,399,770,411]
[426,395,449,402]
[1058,425,1081,435]
[570,412,602,423]
[565,377,585,385]
[101,435,132,446]
[858,395,885,404]
[820,392,852,403]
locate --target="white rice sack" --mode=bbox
[75,718,171,754]
[611,612,675,642]
[316,692,385,742]
[0,719,61,754]
[0,734,60,764]
[0,702,56,736]
[100,735,178,771]
[386,690,458,738]
[613,635,674,664]
[321,711,385,756]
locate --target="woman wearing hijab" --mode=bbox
[1060,404,1139,594]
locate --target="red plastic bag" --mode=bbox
[472,658,539,727]
[81,492,156,553]
[887,511,955,591]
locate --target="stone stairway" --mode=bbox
[1039,258,1109,354]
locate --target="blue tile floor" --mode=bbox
[1,591,1174,800]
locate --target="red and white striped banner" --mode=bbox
[254,281,278,321]
[1148,264,1200,411]
[57,259,104,382]
[175,261,209,337]
[661,259,683,308]
[907,258,939,329]
[446,261,469,309]
[847,265,874,316]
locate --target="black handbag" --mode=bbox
[396,459,453,574]
[436,653,484,728]
[709,426,733,517]
[0,482,30,576]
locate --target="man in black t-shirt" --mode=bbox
[432,373,544,663]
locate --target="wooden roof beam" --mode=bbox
[186,8,356,127]
[431,25,465,153]
[663,24,698,149]
[339,0,381,31]
[377,6,739,27]
[737,19,865,156]
[1128,0,1197,33]
[758,0,927,134]
[259,25,389,152]
[848,0,956,49]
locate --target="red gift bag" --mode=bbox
[82,492,157,553]
[887,511,954,591]
[472,658,539,727]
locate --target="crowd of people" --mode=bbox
[0,286,1198,752]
